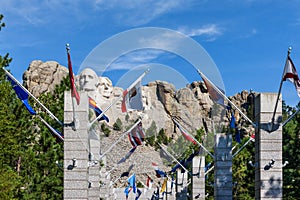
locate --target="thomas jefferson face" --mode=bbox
[98,77,113,98]
[79,68,99,91]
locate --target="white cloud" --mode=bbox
[108,50,167,70]
[177,24,223,40]
[93,0,190,26]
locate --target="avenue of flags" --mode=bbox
[4,44,300,199]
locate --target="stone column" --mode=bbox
[176,171,188,200]
[255,93,282,199]
[191,156,205,199]
[64,91,89,199]
[214,133,232,200]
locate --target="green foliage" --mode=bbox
[282,102,300,199]
[101,123,111,137]
[113,118,122,131]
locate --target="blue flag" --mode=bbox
[235,129,241,144]
[7,75,36,115]
[230,111,236,129]
[127,174,136,193]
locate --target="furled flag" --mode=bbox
[121,79,143,112]
[120,172,130,178]
[117,147,137,164]
[88,97,109,122]
[174,121,197,145]
[199,71,225,105]
[7,75,36,115]
[128,122,145,147]
[282,55,300,97]
[146,176,153,189]
[230,111,236,129]
[160,178,168,193]
[235,129,241,144]
[135,188,142,200]
[66,44,80,105]
[39,116,64,142]
[152,162,167,178]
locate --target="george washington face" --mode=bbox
[79,68,99,92]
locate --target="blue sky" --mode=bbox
[1,0,300,107]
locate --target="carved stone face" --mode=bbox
[98,77,113,98]
[79,68,99,91]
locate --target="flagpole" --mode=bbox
[173,118,214,158]
[232,137,253,157]
[196,69,256,128]
[99,119,141,160]
[66,44,79,130]
[4,69,64,126]
[89,69,149,128]
[271,47,292,131]
[281,108,300,127]
[159,143,189,173]
[37,115,64,141]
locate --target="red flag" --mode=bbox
[146,176,153,189]
[67,47,80,105]
[177,124,197,145]
[128,122,145,147]
[283,56,300,97]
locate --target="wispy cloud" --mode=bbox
[93,0,190,26]
[108,50,168,70]
[177,24,223,40]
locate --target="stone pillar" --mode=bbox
[255,93,282,199]
[191,156,205,199]
[214,133,232,200]
[64,91,89,199]
[176,171,188,200]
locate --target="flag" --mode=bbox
[160,178,168,193]
[204,162,212,172]
[121,79,143,112]
[67,45,80,105]
[117,147,137,164]
[282,55,300,97]
[39,116,64,142]
[176,123,197,145]
[152,162,167,178]
[135,188,142,200]
[235,129,241,144]
[121,172,129,178]
[127,174,137,193]
[124,186,132,200]
[250,133,255,142]
[200,72,225,105]
[146,176,153,189]
[7,75,36,115]
[88,97,109,122]
[128,122,145,147]
[230,111,236,129]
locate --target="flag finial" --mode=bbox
[288,47,292,55]
[66,43,70,51]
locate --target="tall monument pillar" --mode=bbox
[214,133,232,200]
[191,156,205,199]
[64,91,89,199]
[255,93,282,199]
